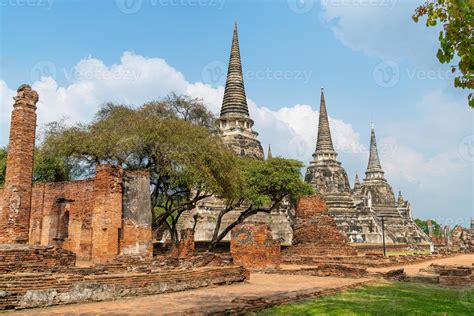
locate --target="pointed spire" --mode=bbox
[353,171,361,192]
[313,88,337,161]
[365,123,384,180]
[267,144,273,160]
[355,172,360,185]
[220,21,249,118]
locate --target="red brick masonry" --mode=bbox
[0,85,39,243]
[231,223,280,269]
[285,195,357,256]
[0,266,248,310]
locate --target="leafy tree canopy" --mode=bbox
[415,218,443,237]
[413,0,474,107]
[38,94,239,243]
[209,157,313,248]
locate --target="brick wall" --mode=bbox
[91,165,123,264]
[0,266,248,310]
[29,180,95,261]
[231,223,280,269]
[0,85,39,244]
[120,170,153,258]
[285,195,357,256]
[0,244,75,274]
[295,194,327,217]
[27,166,153,263]
[170,228,195,258]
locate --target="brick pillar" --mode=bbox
[0,85,39,244]
[91,164,123,263]
[427,219,434,238]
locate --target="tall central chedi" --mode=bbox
[217,22,264,160]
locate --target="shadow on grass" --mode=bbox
[256,281,474,316]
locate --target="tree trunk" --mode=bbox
[209,208,228,251]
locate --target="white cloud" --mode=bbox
[0,51,471,225]
[0,52,364,163]
[320,1,440,65]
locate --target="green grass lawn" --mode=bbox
[257,282,474,316]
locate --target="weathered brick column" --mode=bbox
[0,85,39,244]
[91,164,123,263]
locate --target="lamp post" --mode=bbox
[380,216,386,257]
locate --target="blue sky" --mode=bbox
[0,0,472,227]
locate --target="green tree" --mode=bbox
[415,218,442,237]
[209,157,314,249]
[0,147,6,186]
[42,94,239,244]
[0,144,72,186]
[413,0,474,107]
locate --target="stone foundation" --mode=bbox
[416,264,474,286]
[231,223,280,268]
[0,244,75,274]
[0,266,248,310]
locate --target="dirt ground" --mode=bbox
[9,254,474,315]
[368,253,474,275]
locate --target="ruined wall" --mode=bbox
[0,244,75,274]
[0,266,248,310]
[120,170,153,258]
[28,166,153,263]
[170,228,195,258]
[91,165,123,264]
[231,223,280,268]
[285,195,357,256]
[29,180,95,261]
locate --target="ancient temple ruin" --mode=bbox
[0,85,153,264]
[305,89,430,245]
[305,89,384,243]
[217,22,264,160]
[353,124,429,243]
[181,23,293,244]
